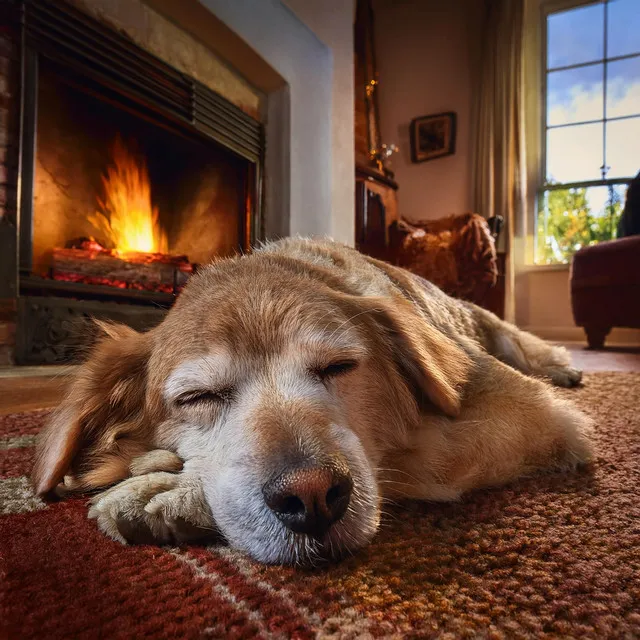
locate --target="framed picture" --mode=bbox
[410,112,456,163]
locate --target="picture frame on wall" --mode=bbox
[409,112,456,163]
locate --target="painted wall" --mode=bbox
[373,0,483,222]
[197,0,355,245]
[283,0,356,246]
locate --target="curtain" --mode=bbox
[471,0,526,324]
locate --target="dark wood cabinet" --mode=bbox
[355,166,398,261]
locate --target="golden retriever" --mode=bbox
[31,238,592,564]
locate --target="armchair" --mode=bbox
[389,213,503,308]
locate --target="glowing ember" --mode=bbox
[89,135,168,255]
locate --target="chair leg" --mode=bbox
[584,326,611,349]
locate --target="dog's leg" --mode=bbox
[468,304,582,387]
[128,449,184,476]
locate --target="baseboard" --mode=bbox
[522,325,640,346]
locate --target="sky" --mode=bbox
[545,0,640,199]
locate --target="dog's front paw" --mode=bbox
[546,365,583,388]
[88,472,216,545]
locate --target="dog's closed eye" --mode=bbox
[313,360,358,381]
[175,388,235,406]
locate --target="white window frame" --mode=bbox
[523,0,637,269]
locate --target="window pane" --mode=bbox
[546,123,603,183]
[547,3,604,69]
[607,57,640,119]
[606,116,640,178]
[607,0,640,58]
[547,64,603,125]
[535,184,625,264]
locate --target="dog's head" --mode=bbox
[32,252,469,564]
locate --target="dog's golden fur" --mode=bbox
[32,238,592,564]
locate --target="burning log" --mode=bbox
[51,245,193,293]
[49,138,194,294]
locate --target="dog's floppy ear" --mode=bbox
[32,322,153,496]
[360,296,472,418]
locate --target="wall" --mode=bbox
[515,267,578,339]
[282,0,356,246]
[197,0,354,244]
[373,0,483,222]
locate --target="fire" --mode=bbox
[89,136,168,255]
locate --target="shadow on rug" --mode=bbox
[1,373,639,638]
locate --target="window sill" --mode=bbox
[520,262,571,272]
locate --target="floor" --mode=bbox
[0,365,72,415]
[564,344,640,373]
[1,345,639,416]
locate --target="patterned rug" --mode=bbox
[1,372,639,639]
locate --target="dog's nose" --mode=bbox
[262,462,353,537]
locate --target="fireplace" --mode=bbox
[0,0,263,364]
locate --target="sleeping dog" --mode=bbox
[32,238,592,565]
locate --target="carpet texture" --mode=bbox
[1,372,639,639]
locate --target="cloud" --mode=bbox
[548,78,640,124]
[546,79,640,183]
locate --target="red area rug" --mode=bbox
[1,373,639,638]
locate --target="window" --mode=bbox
[535,0,640,264]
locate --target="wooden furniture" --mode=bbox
[0,363,72,415]
[354,0,399,260]
[355,166,398,261]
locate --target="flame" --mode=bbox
[89,136,167,255]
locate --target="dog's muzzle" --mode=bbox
[262,458,353,538]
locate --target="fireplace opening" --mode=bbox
[31,62,249,295]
